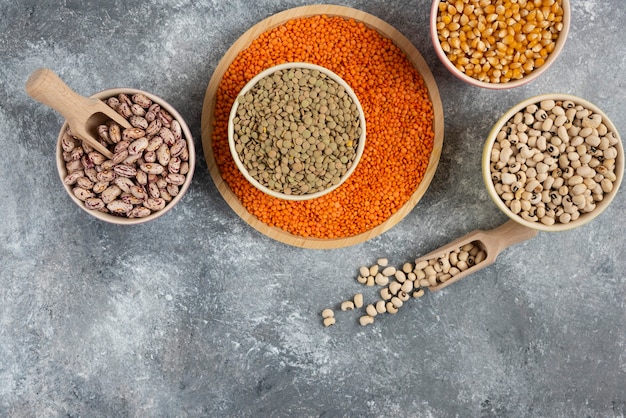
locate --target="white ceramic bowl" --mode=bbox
[430,0,570,89]
[228,62,366,201]
[56,88,195,225]
[482,93,623,231]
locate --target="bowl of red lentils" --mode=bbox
[482,93,623,231]
[228,62,366,201]
[431,0,570,89]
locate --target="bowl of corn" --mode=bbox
[482,93,623,231]
[430,0,570,89]
[228,62,366,201]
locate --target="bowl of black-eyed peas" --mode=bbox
[482,93,623,231]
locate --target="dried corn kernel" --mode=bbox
[436,0,565,83]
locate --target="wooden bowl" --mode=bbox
[228,62,366,201]
[56,88,195,225]
[430,0,571,89]
[201,5,444,249]
[482,93,623,231]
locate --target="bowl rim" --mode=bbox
[482,93,624,231]
[227,61,367,201]
[430,0,571,90]
[56,87,196,225]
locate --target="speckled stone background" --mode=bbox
[1,0,625,417]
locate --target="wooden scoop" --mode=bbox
[418,220,539,292]
[25,68,132,159]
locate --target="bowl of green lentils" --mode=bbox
[228,62,366,201]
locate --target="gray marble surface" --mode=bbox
[1,0,625,417]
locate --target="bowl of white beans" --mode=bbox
[57,88,196,225]
[228,62,366,201]
[430,0,570,89]
[482,93,623,231]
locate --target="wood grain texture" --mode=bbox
[201,5,444,249]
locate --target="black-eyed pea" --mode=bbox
[394,270,406,283]
[366,276,375,287]
[456,260,469,271]
[414,260,428,271]
[341,301,355,311]
[382,266,396,277]
[398,291,409,302]
[402,263,412,274]
[323,317,336,327]
[412,289,425,299]
[359,266,369,277]
[390,296,404,309]
[380,287,392,301]
[510,199,522,214]
[356,275,367,284]
[449,266,461,276]
[359,315,375,326]
[424,265,436,277]
[427,276,437,287]
[369,264,379,276]
[375,300,387,314]
[388,281,402,295]
[377,258,388,267]
[415,269,426,280]
[419,278,430,288]
[385,302,398,315]
[401,280,413,294]
[321,308,334,319]
[559,212,572,223]
[601,178,614,193]
[407,272,416,282]
[374,273,388,286]
[475,251,486,264]
[353,293,363,309]
[439,273,451,283]
[365,304,378,317]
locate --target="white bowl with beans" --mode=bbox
[430,0,570,89]
[56,88,195,225]
[483,93,623,231]
[228,62,366,201]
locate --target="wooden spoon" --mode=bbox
[418,220,539,292]
[25,68,132,159]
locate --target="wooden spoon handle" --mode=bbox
[25,68,94,121]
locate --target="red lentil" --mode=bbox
[212,15,435,239]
